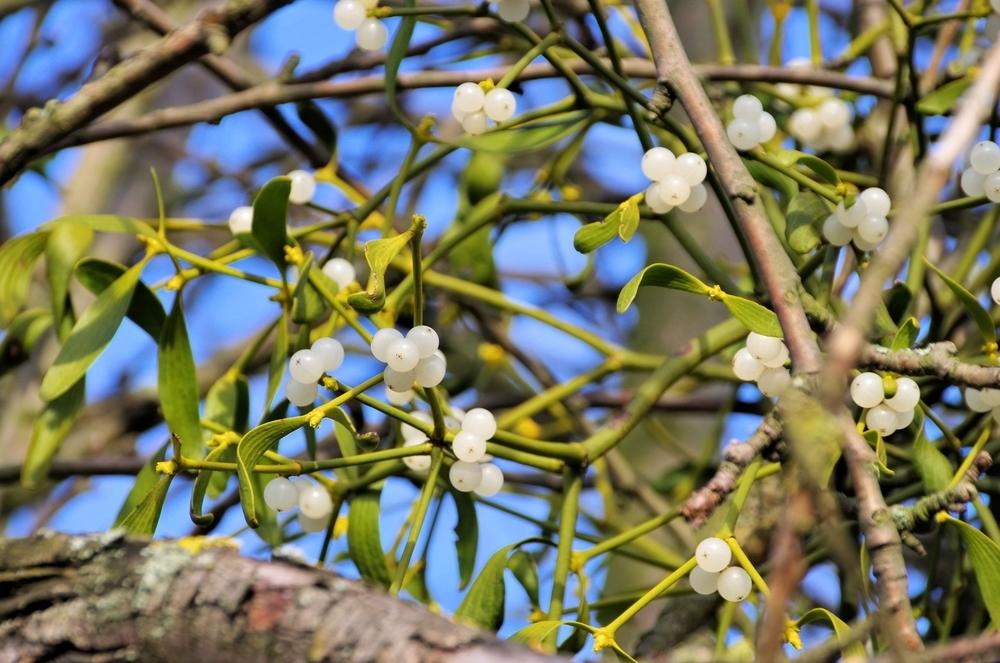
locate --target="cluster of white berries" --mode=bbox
[333,0,388,51]
[286,337,346,406]
[451,83,517,135]
[689,537,753,602]
[731,332,791,398]
[725,95,777,151]
[263,476,335,531]
[850,372,920,437]
[640,147,709,214]
[370,326,447,404]
[964,387,1000,422]
[227,170,317,235]
[788,98,854,153]
[494,0,529,22]
[959,141,1000,203]
[821,187,892,251]
[400,408,505,497]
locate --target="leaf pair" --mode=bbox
[572,194,642,253]
[347,216,424,313]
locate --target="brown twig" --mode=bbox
[860,342,1000,388]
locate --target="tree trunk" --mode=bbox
[0,533,563,663]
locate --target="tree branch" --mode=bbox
[860,341,1000,388]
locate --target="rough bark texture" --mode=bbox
[0,532,563,663]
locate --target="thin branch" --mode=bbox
[860,341,1000,388]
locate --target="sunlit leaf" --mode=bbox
[916,76,972,115]
[720,294,784,338]
[925,259,997,347]
[0,231,48,326]
[785,190,826,254]
[75,258,166,340]
[235,415,310,527]
[118,474,174,536]
[21,378,85,488]
[946,518,1000,626]
[617,263,710,313]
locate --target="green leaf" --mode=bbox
[946,517,1000,626]
[617,197,641,242]
[118,474,174,536]
[616,263,710,313]
[913,415,953,492]
[784,191,827,254]
[385,4,415,124]
[45,222,93,330]
[39,257,147,402]
[863,429,894,477]
[295,101,337,153]
[189,443,233,526]
[250,467,284,547]
[573,210,620,254]
[720,294,784,337]
[0,308,52,377]
[745,159,798,201]
[890,317,920,350]
[509,620,594,646]
[0,231,49,326]
[265,312,289,413]
[347,490,393,588]
[75,258,166,340]
[251,177,291,270]
[925,258,997,346]
[883,282,912,325]
[347,220,420,313]
[235,415,310,527]
[451,489,478,589]
[115,442,168,525]
[21,377,85,488]
[48,214,156,237]
[454,111,589,154]
[158,294,203,459]
[204,372,250,435]
[796,608,866,658]
[916,76,972,115]
[455,543,516,630]
[779,150,840,186]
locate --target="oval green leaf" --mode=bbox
[451,489,478,589]
[573,211,620,254]
[158,293,203,459]
[235,415,310,527]
[617,263,710,313]
[76,258,166,340]
[925,258,997,347]
[720,294,784,337]
[946,517,1000,627]
[347,489,393,588]
[916,76,972,116]
[118,474,174,536]
[0,231,49,327]
[21,377,85,488]
[785,190,827,254]
[251,177,291,270]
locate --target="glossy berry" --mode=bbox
[658,175,691,206]
[322,258,356,289]
[286,379,318,407]
[298,484,333,519]
[756,112,777,143]
[866,404,898,437]
[822,214,853,246]
[675,153,707,186]
[689,566,720,595]
[228,206,253,235]
[311,337,345,372]
[385,338,421,372]
[985,172,1000,203]
[884,377,920,412]
[982,388,1000,408]
[461,110,489,135]
[496,0,530,22]
[484,88,516,122]
[894,407,915,431]
[678,183,708,213]
[695,537,732,573]
[289,349,324,383]
[966,388,993,413]
[732,94,763,120]
[386,386,414,406]
[851,229,880,252]
[414,352,446,388]
[970,141,1000,175]
[857,215,888,244]
[355,18,388,51]
[961,168,986,197]
[859,187,891,217]
[992,277,1000,306]
[333,0,366,30]
[263,476,298,511]
[828,124,855,153]
[453,431,487,462]
[406,325,439,358]
[789,108,822,143]
[402,411,433,441]
[475,463,504,497]
[287,170,316,205]
[449,461,483,492]
[641,146,676,181]
[850,372,885,409]
[644,183,673,214]
[384,366,415,392]
[842,202,865,228]
[818,98,851,129]
[759,343,789,369]
[757,366,790,397]
[299,512,328,533]
[718,567,753,602]
[402,437,431,472]
[732,348,765,381]
[454,82,486,113]
[371,328,403,362]
[726,118,759,151]
[746,332,783,363]
[462,408,497,439]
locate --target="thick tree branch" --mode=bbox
[0,0,293,185]
[860,341,1000,388]
[0,532,563,663]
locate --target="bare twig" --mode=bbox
[860,342,1000,388]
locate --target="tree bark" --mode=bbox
[0,532,563,663]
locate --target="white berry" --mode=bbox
[298,484,333,519]
[859,187,891,217]
[822,214,853,246]
[386,386,414,405]
[641,147,676,181]
[449,461,483,492]
[850,372,885,409]
[289,349,324,383]
[286,379,318,407]
[718,567,753,602]
[961,168,986,197]
[496,0,530,22]
[884,377,920,412]
[462,408,497,439]
[689,566,720,595]
[695,537,732,572]
[454,82,486,113]
[657,175,691,206]
[818,98,851,129]
[966,388,993,413]
[402,437,431,472]
[371,328,404,362]
[322,258,356,289]
[732,94,763,120]
[727,118,760,151]
[678,183,708,213]
[475,463,504,497]
[287,170,316,205]
[982,388,1000,408]
[402,411,433,441]
[263,476,298,511]
[228,206,253,235]
[732,348,765,381]
[644,183,673,214]
[828,124,855,153]
[759,343,789,369]
[991,277,1000,306]
[406,325,439,358]
[842,201,866,228]
[894,407,915,431]
[866,404,898,437]
[970,141,1000,175]
[384,366,415,392]
[789,108,822,144]
[851,228,881,252]
[757,366,791,397]
[385,338,421,372]
[746,332,783,363]
[333,0,366,30]
[453,431,487,462]
[414,352,446,388]
[461,110,489,135]
[985,172,1000,203]
[857,215,888,244]
[675,153,707,185]
[299,512,328,533]
[311,337,345,372]
[484,88,516,122]
[757,112,777,143]
[355,18,388,51]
